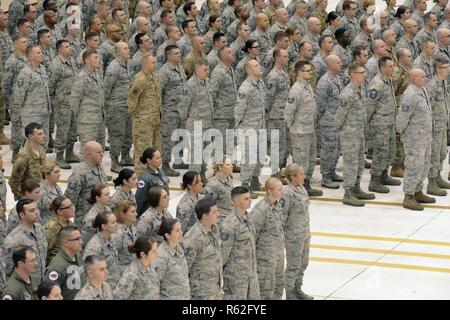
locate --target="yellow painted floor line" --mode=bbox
[310,257,450,274]
[311,244,450,260]
[312,232,450,247]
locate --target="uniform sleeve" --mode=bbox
[2,62,15,102]
[2,239,15,277]
[209,70,221,108]
[264,74,276,113]
[12,69,30,111]
[135,179,150,216]
[315,78,328,120]
[136,216,152,238]
[203,184,219,202]
[112,271,136,300]
[177,84,192,122]
[44,267,65,287]
[284,90,297,128]
[47,62,61,97]
[127,78,144,115]
[396,93,414,135]
[153,253,169,281]
[9,155,28,200]
[220,221,236,266]
[69,75,85,117]
[103,65,118,103]
[366,83,380,124]
[158,69,168,97]
[335,95,350,130]
[234,87,247,127]
[249,205,265,242]
[64,172,82,210]
[182,235,199,272]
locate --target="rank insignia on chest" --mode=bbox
[238,92,246,99]
[287,97,295,104]
[369,89,378,99]
[402,104,409,112]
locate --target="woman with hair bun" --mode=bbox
[81,184,111,244]
[176,171,204,233]
[322,11,341,44]
[112,201,138,267]
[113,236,160,300]
[135,147,169,217]
[111,168,137,209]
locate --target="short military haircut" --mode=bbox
[160,0,170,5]
[421,37,435,49]
[182,19,195,31]
[16,198,34,218]
[161,9,173,20]
[12,35,26,43]
[434,56,450,67]
[24,122,42,138]
[213,31,225,44]
[166,24,178,36]
[84,254,105,270]
[295,60,311,73]
[273,48,282,60]
[396,47,409,60]
[56,39,69,51]
[352,45,367,59]
[85,31,99,42]
[218,46,229,60]
[231,186,250,200]
[164,44,179,58]
[334,27,348,40]
[23,4,34,14]
[237,21,247,33]
[17,18,29,28]
[195,58,208,68]
[13,245,35,268]
[111,8,123,20]
[57,225,80,246]
[413,0,423,6]
[378,55,393,68]
[195,198,217,220]
[25,44,39,56]
[82,48,97,63]
[37,28,50,40]
[274,31,288,43]
[135,32,147,47]
[183,2,195,15]
[343,0,356,11]
[348,62,362,74]
[380,28,394,41]
[318,35,332,48]
[141,53,155,66]
[298,40,312,52]
[360,16,368,29]
[424,12,436,23]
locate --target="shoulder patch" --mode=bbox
[369,89,378,99]
[182,88,188,95]
[342,77,350,86]
[287,96,295,104]
[238,92,246,99]
[132,87,140,95]
[2,295,12,300]
[177,211,186,219]
[48,271,59,281]
[17,78,24,88]
[138,180,145,189]
[68,180,78,190]
[266,82,273,90]
[221,233,229,241]
[340,101,347,108]
[402,104,409,112]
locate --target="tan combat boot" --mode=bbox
[426,178,447,196]
[414,191,436,204]
[390,166,404,178]
[403,194,423,211]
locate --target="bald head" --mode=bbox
[136,17,150,32]
[326,54,342,74]
[192,35,205,52]
[372,39,386,57]
[437,28,450,47]
[115,41,130,60]
[276,8,289,24]
[256,13,270,30]
[409,68,427,88]
[404,19,418,29]
[307,17,321,34]
[84,141,103,164]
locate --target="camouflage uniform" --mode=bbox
[69,68,106,153]
[154,241,190,300]
[44,218,75,265]
[397,85,433,194]
[204,174,234,222]
[0,170,6,213]
[104,58,133,162]
[249,197,285,300]
[98,39,117,70]
[3,223,48,281]
[39,181,63,225]
[411,10,425,30]
[6,201,46,235]
[45,250,86,300]
[110,187,136,209]
[9,143,46,201]
[235,56,259,87]
[74,281,113,300]
[310,9,327,32]
[182,51,207,79]
[230,37,246,69]
[128,70,162,176]
[81,203,112,245]
[282,183,311,298]
[64,162,108,227]
[158,61,187,165]
[178,75,214,173]
[210,61,238,158]
[183,222,223,300]
[316,71,344,175]
[177,34,193,60]
[266,66,290,171]
[0,270,39,300]
[40,46,56,71]
[304,31,320,56]
[82,233,122,289]
[351,32,372,58]
[135,167,170,216]
[136,207,172,244]
[48,55,79,155]
[112,258,160,299]
[366,56,379,83]
[13,64,52,149]
[395,36,420,60]
[7,0,28,35]
[336,82,366,189]
[341,15,360,41]
[111,223,137,267]
[311,52,328,82]
[332,44,353,78]
[221,210,260,300]
[426,77,448,179]
[206,47,220,72]
[284,78,317,180]
[176,192,203,234]
[235,78,266,185]
[249,28,273,60]
[412,55,435,80]
[366,73,397,176]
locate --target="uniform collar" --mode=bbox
[162,240,183,257]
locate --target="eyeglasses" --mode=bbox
[352,71,366,74]
[66,237,82,242]
[301,68,313,72]
[251,45,260,49]
[59,204,75,210]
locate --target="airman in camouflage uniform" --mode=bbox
[177,191,204,234]
[104,42,134,173]
[39,180,63,226]
[183,204,223,300]
[136,207,172,244]
[284,61,322,196]
[81,203,112,245]
[111,222,138,267]
[48,40,79,169]
[75,281,113,300]
[128,55,162,176]
[249,14,273,59]
[98,24,122,70]
[397,69,435,210]
[44,216,75,265]
[210,48,237,159]
[154,240,191,300]
[83,232,122,289]
[69,51,106,153]
[412,39,436,80]
[250,195,285,300]
[366,57,401,194]
[158,45,187,175]
[64,142,108,227]
[3,202,48,281]
[204,172,234,222]
[221,202,259,299]
[113,257,160,300]
[7,0,28,35]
